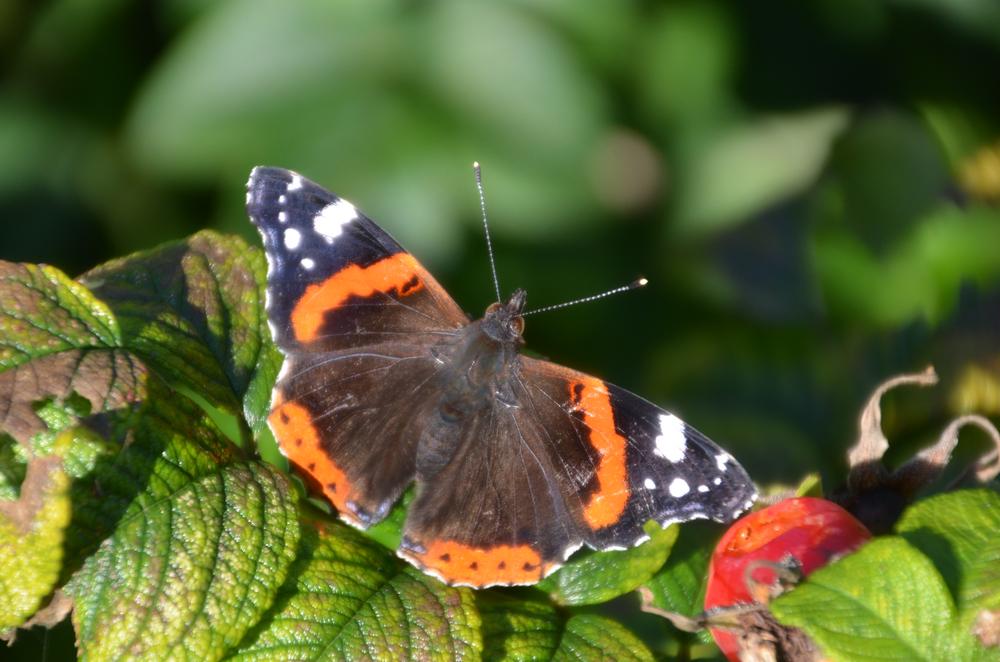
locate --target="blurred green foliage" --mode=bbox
[2,0,999,584]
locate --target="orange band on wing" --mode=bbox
[407,539,551,586]
[571,377,629,529]
[269,399,354,517]
[291,253,425,342]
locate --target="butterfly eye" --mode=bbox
[512,316,525,336]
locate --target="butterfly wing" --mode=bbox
[516,357,757,550]
[398,354,756,587]
[248,167,469,526]
[248,166,468,353]
[398,402,579,587]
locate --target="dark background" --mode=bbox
[3,0,999,497]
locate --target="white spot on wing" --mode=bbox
[314,199,357,243]
[716,453,731,472]
[245,171,255,204]
[301,257,315,270]
[697,484,709,493]
[278,211,287,223]
[668,477,690,497]
[276,359,291,383]
[653,413,687,463]
[643,477,656,490]
[287,174,303,191]
[278,194,287,204]
[713,477,722,486]
[561,541,584,561]
[283,228,302,249]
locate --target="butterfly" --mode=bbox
[247,166,757,587]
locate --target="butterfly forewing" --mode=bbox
[248,166,468,527]
[247,166,467,354]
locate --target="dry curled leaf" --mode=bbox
[846,366,938,494]
[893,414,1000,496]
[841,366,1000,533]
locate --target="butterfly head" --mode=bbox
[482,289,526,344]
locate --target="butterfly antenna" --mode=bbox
[474,161,503,303]
[521,278,648,316]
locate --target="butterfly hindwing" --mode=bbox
[270,350,440,527]
[398,403,577,587]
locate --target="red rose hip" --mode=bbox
[704,497,871,660]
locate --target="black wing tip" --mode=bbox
[246,166,300,199]
[246,166,335,226]
[248,165,296,183]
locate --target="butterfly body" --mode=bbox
[248,166,757,587]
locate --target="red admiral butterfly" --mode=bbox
[247,166,756,587]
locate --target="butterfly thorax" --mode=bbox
[415,291,527,478]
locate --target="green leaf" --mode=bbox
[69,461,299,661]
[0,434,22,500]
[25,395,112,481]
[476,591,653,662]
[641,522,718,647]
[479,593,561,661]
[813,205,1000,326]
[79,231,281,435]
[553,614,655,662]
[896,490,1000,622]
[0,261,143,444]
[61,379,242,567]
[232,517,482,661]
[479,594,655,662]
[675,107,850,236]
[0,262,120,367]
[538,521,678,606]
[771,537,969,661]
[0,430,71,631]
[3,246,306,658]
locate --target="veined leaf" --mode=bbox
[552,614,655,662]
[896,490,1000,631]
[771,537,968,661]
[69,461,299,661]
[3,250,302,659]
[79,231,281,435]
[0,430,72,631]
[0,261,143,444]
[478,594,656,661]
[538,520,678,606]
[232,516,481,661]
[479,594,561,661]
